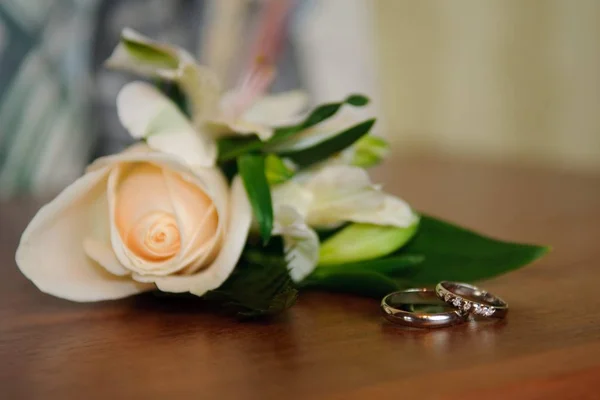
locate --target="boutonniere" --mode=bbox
[16,29,548,318]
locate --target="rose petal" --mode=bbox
[16,167,153,302]
[161,170,220,269]
[150,176,251,295]
[82,182,130,276]
[166,165,229,270]
[110,163,191,275]
[91,147,230,276]
[83,238,129,276]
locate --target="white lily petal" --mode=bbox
[204,118,274,141]
[271,181,313,218]
[273,205,320,283]
[117,82,216,167]
[16,167,153,302]
[304,165,385,227]
[146,129,217,168]
[150,176,251,295]
[227,119,274,141]
[107,28,221,123]
[243,90,308,126]
[346,195,419,228]
[116,81,182,139]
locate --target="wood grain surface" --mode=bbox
[1,155,600,399]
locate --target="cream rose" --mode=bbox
[16,145,251,302]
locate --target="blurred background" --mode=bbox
[0,0,599,198]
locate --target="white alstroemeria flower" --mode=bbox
[272,205,319,283]
[271,165,418,281]
[106,28,307,151]
[117,81,218,167]
[16,145,252,301]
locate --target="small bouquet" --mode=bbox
[16,30,548,318]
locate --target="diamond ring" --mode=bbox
[435,281,508,319]
[381,288,470,328]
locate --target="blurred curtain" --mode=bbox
[375,0,600,171]
[0,0,97,198]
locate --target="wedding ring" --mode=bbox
[381,288,470,328]
[436,281,508,319]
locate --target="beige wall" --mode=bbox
[374,0,600,171]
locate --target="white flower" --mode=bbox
[15,145,252,302]
[117,81,218,167]
[275,165,417,228]
[272,205,319,283]
[107,28,307,157]
[271,165,418,281]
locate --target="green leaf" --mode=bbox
[122,37,179,69]
[346,94,370,106]
[264,154,295,185]
[300,254,423,298]
[398,214,550,284]
[203,248,298,319]
[299,214,548,299]
[301,270,400,298]
[277,119,376,167]
[237,154,273,244]
[318,222,419,266]
[352,135,390,168]
[217,94,371,162]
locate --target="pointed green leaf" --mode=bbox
[398,214,550,284]
[122,37,179,69]
[217,94,371,162]
[346,94,370,106]
[316,254,425,277]
[237,154,273,244]
[318,222,419,266]
[301,270,400,298]
[300,254,423,297]
[277,119,376,167]
[203,248,298,319]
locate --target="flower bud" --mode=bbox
[318,221,419,266]
[265,154,296,185]
[351,135,390,168]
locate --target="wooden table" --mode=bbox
[2,155,600,399]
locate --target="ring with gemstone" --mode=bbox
[435,281,508,319]
[381,288,470,328]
